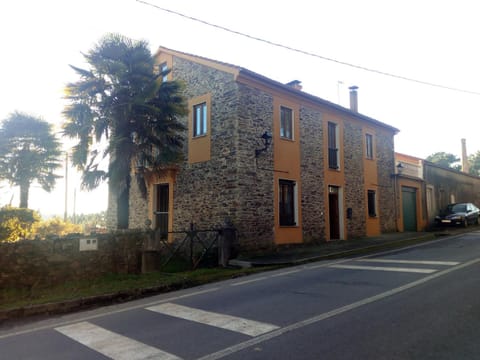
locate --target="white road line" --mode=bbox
[55,321,181,360]
[269,269,301,277]
[146,303,279,337]
[198,256,480,360]
[230,276,268,286]
[357,259,460,266]
[329,264,437,274]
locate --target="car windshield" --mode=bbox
[448,204,467,213]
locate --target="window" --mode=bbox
[280,106,293,139]
[160,62,168,83]
[328,122,339,169]
[365,133,373,159]
[368,190,377,217]
[193,102,207,137]
[279,180,296,226]
[155,184,169,238]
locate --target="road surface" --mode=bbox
[2,231,480,359]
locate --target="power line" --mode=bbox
[136,0,480,96]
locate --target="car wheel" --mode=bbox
[464,218,468,227]
[476,217,479,225]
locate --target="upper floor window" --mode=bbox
[160,62,168,83]
[280,106,293,140]
[328,122,339,169]
[279,179,297,226]
[365,133,374,159]
[193,102,207,137]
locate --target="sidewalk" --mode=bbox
[230,228,467,267]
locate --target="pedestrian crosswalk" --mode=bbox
[56,321,181,360]
[146,302,279,337]
[50,257,461,360]
[55,302,279,360]
[328,258,460,274]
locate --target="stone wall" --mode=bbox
[344,121,367,238]
[300,106,326,242]
[0,233,144,290]
[376,129,396,232]
[171,57,241,232]
[235,84,275,249]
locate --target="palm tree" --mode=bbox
[0,112,62,208]
[63,33,187,229]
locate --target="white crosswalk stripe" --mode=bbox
[146,303,279,337]
[356,259,460,266]
[55,321,181,360]
[328,258,461,274]
[329,264,437,273]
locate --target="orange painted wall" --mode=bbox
[397,177,426,232]
[146,169,177,241]
[155,53,173,81]
[273,97,303,244]
[188,93,212,164]
[364,128,380,236]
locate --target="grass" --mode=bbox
[0,266,275,312]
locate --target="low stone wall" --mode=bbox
[0,232,145,291]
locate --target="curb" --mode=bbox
[237,233,436,267]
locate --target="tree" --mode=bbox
[468,151,480,176]
[425,152,461,170]
[63,33,187,229]
[0,112,62,208]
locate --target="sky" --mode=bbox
[1,0,479,217]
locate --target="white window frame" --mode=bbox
[193,102,208,137]
[280,106,294,140]
[365,133,374,159]
[160,62,168,83]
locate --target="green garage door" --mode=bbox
[402,186,417,231]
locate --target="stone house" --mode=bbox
[108,46,400,250]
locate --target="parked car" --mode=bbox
[435,203,480,227]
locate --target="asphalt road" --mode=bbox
[2,231,480,359]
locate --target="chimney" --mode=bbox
[461,138,470,173]
[286,80,302,91]
[349,86,358,112]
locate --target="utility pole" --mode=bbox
[64,153,68,221]
[73,187,77,224]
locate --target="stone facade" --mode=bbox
[343,121,367,238]
[116,47,399,249]
[376,129,397,232]
[299,106,325,242]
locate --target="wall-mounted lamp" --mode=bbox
[396,162,404,174]
[255,131,273,157]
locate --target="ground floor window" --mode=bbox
[367,189,377,217]
[279,179,297,226]
[155,184,169,238]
